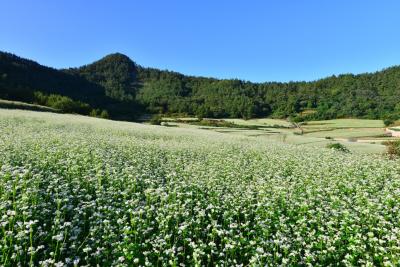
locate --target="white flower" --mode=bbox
[52,233,63,242]
[256,247,264,254]
[73,258,80,266]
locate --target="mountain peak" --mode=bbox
[97,53,135,65]
[71,52,138,102]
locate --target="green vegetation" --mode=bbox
[171,118,261,129]
[1,109,400,266]
[135,67,400,120]
[161,117,287,130]
[303,119,384,129]
[191,119,253,128]
[326,143,350,153]
[0,95,110,119]
[384,140,400,157]
[0,52,140,121]
[170,117,388,155]
[384,118,395,126]
[0,99,58,112]
[304,128,384,139]
[33,91,92,114]
[66,53,138,101]
[388,127,400,132]
[149,114,162,125]
[223,118,293,128]
[2,51,400,121]
[89,108,110,119]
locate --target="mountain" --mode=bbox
[65,53,138,101]
[0,52,141,120]
[1,50,400,121]
[135,65,400,121]
[0,52,103,103]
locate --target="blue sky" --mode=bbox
[1,0,400,82]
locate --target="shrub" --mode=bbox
[326,143,350,153]
[384,119,394,127]
[383,140,400,158]
[89,109,109,119]
[150,115,162,125]
[291,115,305,123]
[100,110,110,119]
[33,91,92,114]
[90,109,100,117]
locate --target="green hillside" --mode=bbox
[1,51,400,121]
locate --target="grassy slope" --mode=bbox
[0,99,59,112]
[223,118,293,127]
[1,109,389,154]
[303,128,384,138]
[167,117,387,154]
[303,118,384,128]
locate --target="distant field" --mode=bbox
[161,117,199,122]
[303,127,384,138]
[223,118,293,127]
[0,99,58,112]
[303,118,384,128]
[299,119,389,151]
[166,117,389,154]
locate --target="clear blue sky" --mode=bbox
[1,0,400,82]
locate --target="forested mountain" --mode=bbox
[0,52,141,120]
[136,66,400,121]
[1,50,400,121]
[65,53,138,102]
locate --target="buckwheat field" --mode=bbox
[1,109,400,267]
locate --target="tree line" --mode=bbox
[1,51,400,122]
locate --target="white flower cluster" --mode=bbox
[0,110,400,266]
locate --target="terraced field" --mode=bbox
[303,119,384,129]
[166,117,389,154]
[1,109,400,266]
